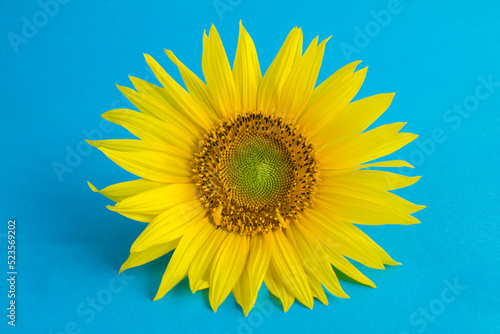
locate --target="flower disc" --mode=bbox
[192,113,319,235]
[221,133,293,207]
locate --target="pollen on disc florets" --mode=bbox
[191,113,319,236]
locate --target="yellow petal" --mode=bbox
[269,229,313,309]
[86,139,191,162]
[232,266,253,316]
[107,183,198,223]
[301,218,376,288]
[246,234,272,302]
[188,226,228,293]
[120,240,179,273]
[233,21,262,113]
[302,210,386,269]
[360,160,414,169]
[277,36,330,118]
[315,184,423,226]
[318,159,415,181]
[325,169,421,191]
[100,109,195,154]
[285,220,349,298]
[116,85,202,140]
[319,173,425,216]
[143,54,212,127]
[324,247,376,288]
[94,147,191,184]
[233,233,271,315]
[304,60,361,111]
[346,226,400,266]
[129,76,170,104]
[257,27,303,114]
[209,233,249,311]
[299,66,367,135]
[131,201,205,252]
[154,217,213,300]
[87,139,165,152]
[309,276,328,305]
[295,60,360,122]
[264,264,294,312]
[202,25,238,118]
[312,92,395,147]
[325,220,400,266]
[320,122,418,169]
[87,179,163,203]
[165,50,219,121]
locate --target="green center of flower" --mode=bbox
[192,113,319,236]
[221,134,294,208]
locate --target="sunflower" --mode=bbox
[88,22,424,315]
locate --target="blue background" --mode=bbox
[1,0,499,333]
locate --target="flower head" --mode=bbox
[88,22,424,315]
